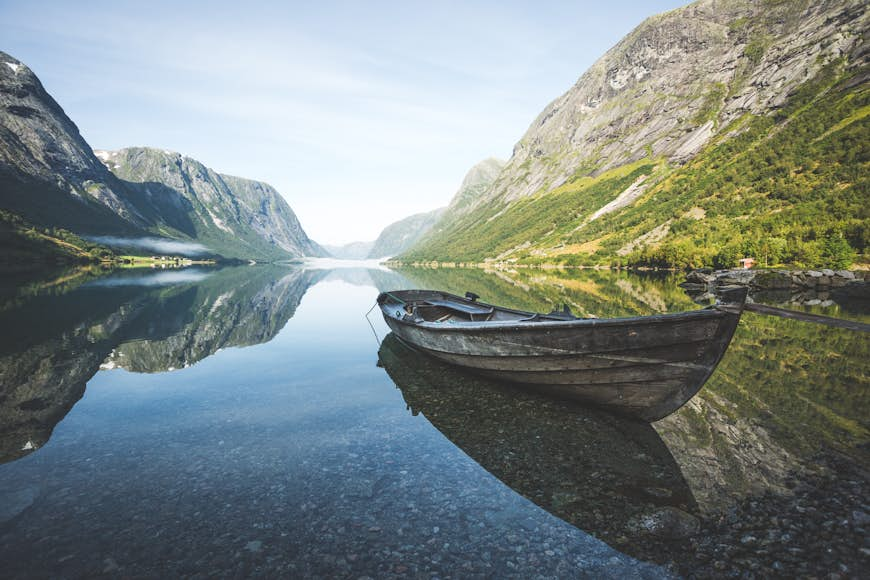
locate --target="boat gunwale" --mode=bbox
[378,289,729,333]
[377,288,747,421]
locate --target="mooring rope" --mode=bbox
[364,302,382,344]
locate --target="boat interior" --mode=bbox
[403,298,579,324]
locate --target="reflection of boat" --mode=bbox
[378,333,696,552]
[377,288,746,421]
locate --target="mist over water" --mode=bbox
[87,236,210,255]
[84,269,212,287]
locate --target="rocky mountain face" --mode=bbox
[493,0,866,204]
[366,207,445,259]
[98,147,326,260]
[0,51,323,260]
[0,51,143,233]
[403,0,868,266]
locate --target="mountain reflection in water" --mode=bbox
[388,266,869,513]
[0,263,865,577]
[0,265,323,464]
[378,332,696,556]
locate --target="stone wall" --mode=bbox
[681,269,869,306]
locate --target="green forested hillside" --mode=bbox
[402,61,868,269]
[0,209,114,271]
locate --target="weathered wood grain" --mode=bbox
[377,289,745,421]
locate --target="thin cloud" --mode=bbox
[87,236,210,256]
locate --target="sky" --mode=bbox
[1,0,688,245]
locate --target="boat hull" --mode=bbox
[378,290,744,421]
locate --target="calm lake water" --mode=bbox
[0,264,867,578]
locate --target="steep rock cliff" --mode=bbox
[0,51,324,260]
[491,0,866,205]
[0,51,142,233]
[404,0,868,265]
[99,147,326,260]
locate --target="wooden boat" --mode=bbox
[376,287,747,421]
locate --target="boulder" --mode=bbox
[753,271,792,290]
[679,282,708,291]
[716,269,756,285]
[686,270,717,284]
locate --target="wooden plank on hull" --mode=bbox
[418,341,711,372]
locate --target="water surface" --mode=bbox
[0,264,866,577]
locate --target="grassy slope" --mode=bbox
[0,209,114,270]
[401,61,868,269]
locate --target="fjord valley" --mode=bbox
[0,0,868,578]
[400,0,868,270]
[0,50,325,267]
[2,0,867,271]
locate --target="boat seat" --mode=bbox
[424,299,494,319]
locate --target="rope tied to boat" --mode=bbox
[364,302,382,344]
[383,292,406,306]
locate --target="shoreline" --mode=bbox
[384,260,870,273]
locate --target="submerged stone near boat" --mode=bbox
[376,288,747,421]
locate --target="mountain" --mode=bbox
[96,147,327,260]
[367,207,445,259]
[322,241,374,260]
[440,157,506,219]
[402,158,504,261]
[0,51,145,234]
[0,51,324,261]
[402,0,868,268]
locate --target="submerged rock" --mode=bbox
[626,506,700,539]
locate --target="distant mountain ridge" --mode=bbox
[322,158,504,261]
[366,207,445,259]
[0,50,323,261]
[402,0,869,268]
[404,158,504,258]
[442,157,506,218]
[96,147,326,260]
[322,241,375,260]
